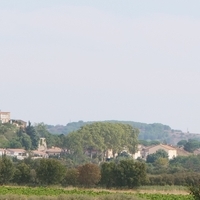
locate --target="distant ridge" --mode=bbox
[46,120,200,145]
[46,120,171,140]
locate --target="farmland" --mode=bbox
[0,186,195,200]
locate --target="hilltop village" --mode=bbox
[0,111,57,156]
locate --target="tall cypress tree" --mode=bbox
[26,121,39,150]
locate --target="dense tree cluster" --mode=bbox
[178,139,200,152]
[64,122,139,162]
[147,152,200,187]
[101,160,147,188]
[145,153,200,174]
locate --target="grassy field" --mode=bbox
[134,185,189,195]
[0,186,194,200]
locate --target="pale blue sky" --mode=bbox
[1,1,200,132]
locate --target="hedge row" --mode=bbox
[148,172,200,186]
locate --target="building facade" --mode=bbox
[142,144,177,160]
[0,112,10,123]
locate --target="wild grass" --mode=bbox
[135,185,189,195]
[138,185,188,191]
[0,194,142,200]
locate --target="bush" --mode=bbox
[78,163,101,187]
[62,168,79,187]
[189,184,200,200]
[101,160,147,188]
[147,172,200,186]
[36,158,66,185]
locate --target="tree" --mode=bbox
[154,157,169,168]
[177,140,187,147]
[146,149,168,164]
[26,122,39,150]
[101,160,147,188]
[20,134,32,150]
[184,139,200,153]
[8,138,22,148]
[65,131,84,156]
[36,158,66,185]
[100,162,116,188]
[78,163,101,187]
[62,168,79,186]
[189,183,200,200]
[15,128,32,150]
[65,122,139,162]
[115,160,147,188]
[13,162,31,185]
[169,155,200,173]
[0,154,14,184]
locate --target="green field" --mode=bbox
[0,186,195,200]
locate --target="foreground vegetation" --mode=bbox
[0,186,194,200]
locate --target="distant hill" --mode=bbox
[45,121,168,142]
[46,120,200,145]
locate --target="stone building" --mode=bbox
[0,111,10,123]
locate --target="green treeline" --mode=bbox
[0,155,147,188]
[2,153,200,187]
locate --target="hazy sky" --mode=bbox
[1,1,200,132]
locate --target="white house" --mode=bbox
[142,144,177,160]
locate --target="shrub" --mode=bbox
[78,163,101,187]
[36,158,66,185]
[62,168,79,187]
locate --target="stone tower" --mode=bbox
[38,138,47,151]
